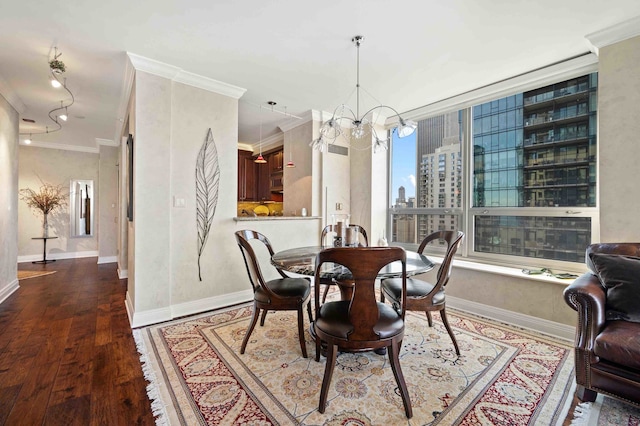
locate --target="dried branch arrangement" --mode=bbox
[20,182,67,215]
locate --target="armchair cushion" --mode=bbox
[593,321,640,371]
[589,253,640,323]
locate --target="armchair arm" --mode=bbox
[563,273,607,352]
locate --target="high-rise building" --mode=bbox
[472,74,597,208]
[472,73,597,262]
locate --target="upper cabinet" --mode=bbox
[238,150,257,201]
[269,149,284,174]
[238,147,284,202]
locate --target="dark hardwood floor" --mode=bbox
[0,258,155,426]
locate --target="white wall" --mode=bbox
[18,146,99,261]
[0,93,19,302]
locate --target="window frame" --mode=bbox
[386,54,600,273]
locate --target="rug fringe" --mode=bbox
[133,329,170,426]
[569,401,592,425]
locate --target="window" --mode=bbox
[389,73,598,269]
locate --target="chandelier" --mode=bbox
[310,36,417,153]
[21,47,75,144]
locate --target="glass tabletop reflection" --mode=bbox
[271,246,434,280]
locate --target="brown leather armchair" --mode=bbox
[563,243,640,406]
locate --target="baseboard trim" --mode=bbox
[126,291,172,328]
[97,256,117,264]
[447,295,575,342]
[118,267,128,279]
[18,250,99,263]
[125,289,254,329]
[170,289,254,319]
[0,279,19,304]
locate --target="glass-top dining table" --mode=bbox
[271,246,435,298]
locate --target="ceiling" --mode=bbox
[1,1,639,152]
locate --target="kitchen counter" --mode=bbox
[234,216,321,221]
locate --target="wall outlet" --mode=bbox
[174,197,186,208]
[336,202,343,210]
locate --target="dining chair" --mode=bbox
[235,230,313,358]
[319,224,369,302]
[320,224,368,248]
[380,230,464,355]
[311,246,412,418]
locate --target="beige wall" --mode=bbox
[98,145,119,261]
[0,93,19,300]
[127,70,322,325]
[283,121,313,216]
[408,35,640,327]
[598,35,640,242]
[18,146,99,259]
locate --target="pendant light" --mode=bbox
[254,105,267,163]
[284,107,295,168]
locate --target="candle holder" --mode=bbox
[331,213,350,247]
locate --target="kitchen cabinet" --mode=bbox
[257,159,270,201]
[238,148,283,201]
[269,149,284,174]
[238,150,257,201]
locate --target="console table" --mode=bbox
[32,236,58,264]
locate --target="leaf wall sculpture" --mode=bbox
[196,128,220,281]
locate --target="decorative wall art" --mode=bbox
[196,128,220,281]
[126,134,134,221]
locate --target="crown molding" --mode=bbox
[96,137,118,147]
[0,73,26,114]
[114,53,136,143]
[237,143,253,152]
[585,15,640,55]
[127,52,181,80]
[277,110,317,132]
[20,140,99,153]
[259,132,284,152]
[126,52,246,99]
[174,70,247,99]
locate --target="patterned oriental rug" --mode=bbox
[134,302,575,425]
[571,395,640,425]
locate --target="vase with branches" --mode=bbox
[20,182,67,238]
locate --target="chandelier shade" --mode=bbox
[310,35,417,152]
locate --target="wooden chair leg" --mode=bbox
[259,308,268,326]
[241,304,260,354]
[312,324,321,362]
[319,344,337,413]
[440,307,460,356]
[388,340,413,418]
[426,311,433,327]
[307,300,313,323]
[297,306,308,358]
[321,283,331,303]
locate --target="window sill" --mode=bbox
[427,256,586,286]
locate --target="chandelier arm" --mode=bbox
[359,104,406,122]
[332,104,358,122]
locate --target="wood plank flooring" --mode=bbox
[0,258,155,425]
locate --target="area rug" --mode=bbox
[134,302,575,425]
[571,394,640,425]
[17,270,57,280]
